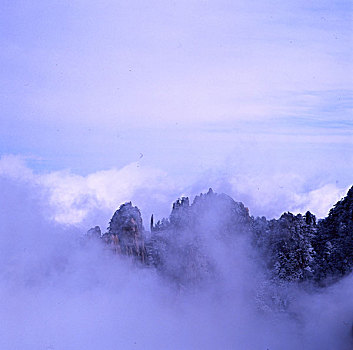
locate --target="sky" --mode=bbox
[1,0,352,226]
[1,3,353,348]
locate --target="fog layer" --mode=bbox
[0,177,352,350]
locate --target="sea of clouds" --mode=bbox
[0,155,352,349]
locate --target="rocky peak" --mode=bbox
[191,190,251,235]
[107,202,147,262]
[86,226,101,239]
[170,196,190,228]
[305,211,316,226]
[172,196,190,210]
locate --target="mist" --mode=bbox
[0,176,352,350]
[1,0,352,348]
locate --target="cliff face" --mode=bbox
[103,202,147,263]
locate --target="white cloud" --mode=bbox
[40,163,176,224]
[0,155,177,225]
[229,173,349,218]
[0,155,349,225]
[0,154,34,181]
[292,183,349,218]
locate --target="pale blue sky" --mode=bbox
[1,0,352,222]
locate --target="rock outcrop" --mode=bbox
[86,226,101,239]
[103,202,147,263]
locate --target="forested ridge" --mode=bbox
[88,186,353,289]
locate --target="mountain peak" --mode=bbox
[105,202,147,262]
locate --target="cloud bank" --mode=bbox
[0,154,348,227]
[0,164,353,349]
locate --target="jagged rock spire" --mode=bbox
[107,202,147,262]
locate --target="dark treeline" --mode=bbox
[87,186,353,289]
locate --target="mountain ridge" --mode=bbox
[89,185,353,287]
